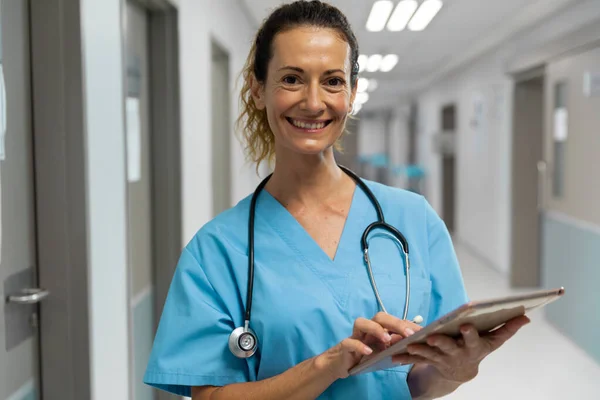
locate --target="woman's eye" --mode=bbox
[283,76,298,85]
[327,78,344,87]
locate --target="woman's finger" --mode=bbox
[426,334,460,355]
[483,315,530,351]
[460,324,481,349]
[340,338,374,356]
[352,317,392,344]
[406,344,445,364]
[372,312,422,338]
[392,353,429,365]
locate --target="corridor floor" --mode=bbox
[442,243,600,399]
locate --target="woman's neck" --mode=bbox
[265,150,353,207]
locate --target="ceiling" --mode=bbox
[239,0,581,110]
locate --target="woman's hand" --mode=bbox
[316,312,423,380]
[395,315,531,383]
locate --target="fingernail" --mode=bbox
[405,328,415,336]
[364,346,373,355]
[383,333,392,342]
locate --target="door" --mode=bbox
[509,73,544,287]
[125,2,155,400]
[441,104,456,233]
[211,41,232,216]
[541,45,600,364]
[1,1,46,399]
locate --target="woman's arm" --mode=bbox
[192,354,335,400]
[193,314,421,400]
[398,316,531,400]
[407,364,462,400]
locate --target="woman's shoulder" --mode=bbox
[184,195,253,263]
[361,179,427,211]
[360,179,442,229]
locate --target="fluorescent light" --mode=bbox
[387,0,418,32]
[355,92,370,105]
[357,78,369,93]
[367,79,379,92]
[380,54,399,72]
[408,0,443,31]
[366,1,394,32]
[358,55,368,73]
[366,54,383,72]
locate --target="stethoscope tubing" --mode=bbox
[231,165,414,359]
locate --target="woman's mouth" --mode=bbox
[286,117,332,133]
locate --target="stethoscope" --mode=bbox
[228,165,423,358]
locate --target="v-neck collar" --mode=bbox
[255,183,372,310]
[258,184,362,266]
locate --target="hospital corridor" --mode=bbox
[1,0,600,399]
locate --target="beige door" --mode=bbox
[510,73,544,287]
[542,45,600,365]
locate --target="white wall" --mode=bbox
[179,0,260,242]
[81,0,130,399]
[416,51,513,273]
[357,114,386,157]
[414,0,600,274]
[388,106,411,189]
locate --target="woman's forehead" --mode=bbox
[270,27,351,72]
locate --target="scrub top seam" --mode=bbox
[214,223,250,258]
[182,246,231,316]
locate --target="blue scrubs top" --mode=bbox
[144,179,468,399]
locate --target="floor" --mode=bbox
[442,243,600,399]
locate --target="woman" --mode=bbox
[144,1,529,399]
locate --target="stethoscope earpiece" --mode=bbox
[412,315,424,325]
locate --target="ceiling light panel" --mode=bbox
[366,1,394,32]
[408,0,443,31]
[358,55,368,73]
[357,78,370,93]
[387,0,419,32]
[367,79,379,92]
[366,54,383,72]
[380,55,399,72]
[355,92,370,105]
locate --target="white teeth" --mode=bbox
[291,119,326,130]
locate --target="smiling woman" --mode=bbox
[237,2,359,168]
[143,1,530,399]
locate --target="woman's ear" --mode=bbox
[250,75,266,110]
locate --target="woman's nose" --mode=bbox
[301,83,325,113]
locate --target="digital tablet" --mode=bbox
[348,287,565,376]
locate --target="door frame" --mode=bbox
[124,1,182,399]
[29,0,181,398]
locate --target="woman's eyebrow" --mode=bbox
[278,66,304,73]
[277,66,345,75]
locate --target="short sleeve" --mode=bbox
[143,246,248,397]
[424,200,469,324]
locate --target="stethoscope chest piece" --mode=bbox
[229,324,258,358]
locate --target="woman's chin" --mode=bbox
[286,141,334,156]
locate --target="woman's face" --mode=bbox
[252,26,357,158]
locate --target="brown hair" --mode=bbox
[236,0,360,168]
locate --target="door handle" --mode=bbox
[537,160,547,211]
[6,288,50,304]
